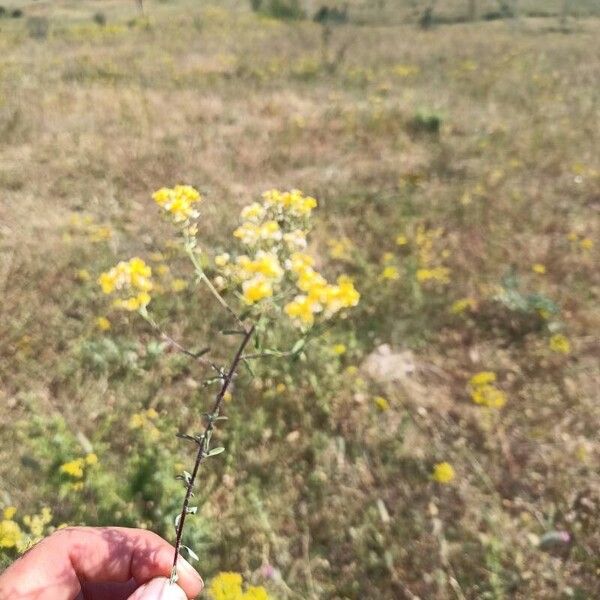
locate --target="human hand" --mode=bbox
[0,526,204,600]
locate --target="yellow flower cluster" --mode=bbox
[468,371,506,409]
[66,213,113,244]
[549,333,571,354]
[98,257,153,311]
[285,254,359,327]
[432,462,455,484]
[450,297,476,314]
[152,185,203,224]
[129,408,160,441]
[0,506,53,552]
[208,572,269,600]
[328,237,353,261]
[218,190,360,326]
[59,453,98,482]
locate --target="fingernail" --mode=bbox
[176,556,204,588]
[136,577,187,600]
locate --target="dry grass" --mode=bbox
[1,1,599,598]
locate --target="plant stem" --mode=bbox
[171,324,255,581]
[184,243,246,331]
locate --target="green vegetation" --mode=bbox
[0,1,598,598]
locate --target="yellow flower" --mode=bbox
[0,520,22,549]
[208,572,243,600]
[284,295,317,327]
[3,507,17,520]
[242,587,269,600]
[395,234,408,246]
[332,343,346,355]
[71,482,84,492]
[95,316,111,331]
[416,267,451,284]
[468,372,506,408]
[76,269,91,282]
[129,413,145,429]
[327,237,352,260]
[237,252,283,281]
[532,263,546,275]
[240,202,265,222]
[98,258,153,310]
[60,458,85,479]
[171,278,188,293]
[373,396,390,411]
[432,462,455,484]
[580,238,593,251]
[469,371,496,387]
[549,334,571,354]
[275,383,287,393]
[381,265,400,281]
[146,408,159,419]
[152,185,202,224]
[470,385,507,408]
[262,188,317,217]
[242,277,273,304]
[450,298,475,314]
[85,453,98,466]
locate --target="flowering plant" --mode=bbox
[97,185,359,585]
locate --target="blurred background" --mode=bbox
[0,0,599,598]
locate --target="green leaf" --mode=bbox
[291,338,306,355]
[181,545,199,562]
[207,446,225,457]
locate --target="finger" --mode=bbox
[127,577,187,600]
[0,527,203,600]
[80,579,138,600]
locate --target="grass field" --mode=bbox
[0,1,599,598]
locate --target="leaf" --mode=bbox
[207,446,225,457]
[291,338,306,355]
[181,545,199,562]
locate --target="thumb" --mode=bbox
[128,577,189,600]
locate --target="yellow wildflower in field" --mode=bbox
[3,507,17,520]
[242,277,273,304]
[95,316,111,331]
[0,519,22,549]
[468,371,506,408]
[381,265,400,281]
[532,263,546,275]
[262,188,317,217]
[373,396,390,411]
[60,458,85,479]
[284,295,317,326]
[85,453,98,466]
[328,237,353,260]
[98,257,153,312]
[208,572,269,600]
[208,572,243,600]
[416,267,451,284]
[23,507,52,538]
[469,371,496,387]
[332,343,347,355]
[450,297,475,314]
[236,252,284,281]
[549,334,571,354]
[152,185,202,224]
[432,462,455,484]
[580,238,593,251]
[395,234,408,246]
[393,64,419,77]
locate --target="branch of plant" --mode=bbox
[171,324,255,582]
